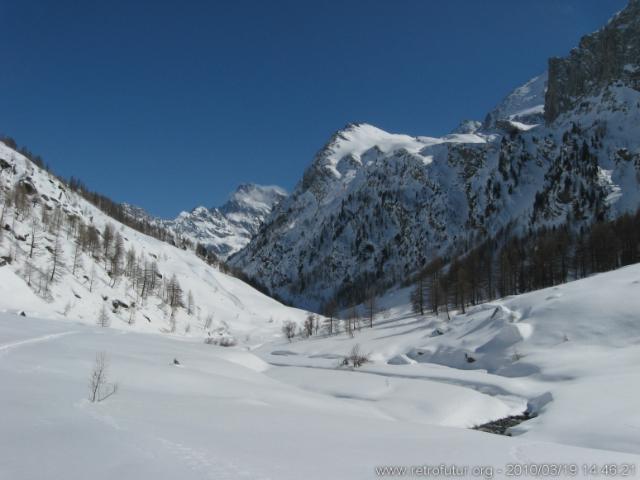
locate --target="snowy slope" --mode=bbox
[124,183,286,260]
[484,72,547,128]
[255,262,640,456]
[233,0,640,309]
[2,312,639,480]
[0,142,307,345]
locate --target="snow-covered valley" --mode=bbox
[3,1,640,478]
[3,263,640,478]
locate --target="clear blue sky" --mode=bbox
[0,0,628,217]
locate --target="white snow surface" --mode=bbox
[258,264,640,457]
[3,264,640,478]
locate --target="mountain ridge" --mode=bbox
[124,183,286,260]
[231,0,640,310]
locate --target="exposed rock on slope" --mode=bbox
[545,0,640,122]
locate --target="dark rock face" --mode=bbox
[545,0,640,122]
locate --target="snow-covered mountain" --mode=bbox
[483,72,547,128]
[232,0,640,309]
[0,142,306,344]
[125,183,286,260]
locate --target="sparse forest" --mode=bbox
[409,211,640,317]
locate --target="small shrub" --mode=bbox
[282,320,296,342]
[342,344,369,368]
[204,336,237,347]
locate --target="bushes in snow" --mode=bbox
[204,336,238,347]
[341,344,369,368]
[282,320,297,342]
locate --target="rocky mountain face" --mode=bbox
[545,0,640,122]
[231,0,640,310]
[125,184,286,260]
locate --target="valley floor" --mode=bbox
[2,265,640,479]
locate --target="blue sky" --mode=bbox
[0,0,628,217]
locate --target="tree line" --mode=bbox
[410,208,640,316]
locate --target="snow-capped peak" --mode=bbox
[125,183,287,260]
[220,183,287,217]
[484,73,548,128]
[315,123,425,180]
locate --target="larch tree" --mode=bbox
[410,275,426,316]
[49,232,65,284]
[187,290,195,316]
[323,298,337,335]
[97,303,110,328]
[365,290,376,328]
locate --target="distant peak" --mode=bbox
[452,120,482,134]
[219,183,287,216]
[233,183,287,195]
[227,183,287,205]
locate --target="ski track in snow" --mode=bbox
[0,330,78,353]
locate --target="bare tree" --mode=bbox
[282,320,296,342]
[303,313,314,337]
[89,263,96,292]
[28,217,40,259]
[49,232,65,283]
[72,237,83,276]
[88,352,118,402]
[85,226,101,259]
[204,313,214,331]
[125,246,136,278]
[169,308,177,333]
[102,223,114,268]
[23,259,35,286]
[97,303,110,327]
[187,290,194,316]
[13,184,30,220]
[342,344,369,368]
[323,298,337,335]
[411,275,426,316]
[0,188,10,242]
[365,290,376,328]
[47,206,64,236]
[347,305,359,337]
[110,232,124,282]
[167,274,184,308]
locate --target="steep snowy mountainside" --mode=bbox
[258,263,640,455]
[232,122,502,309]
[125,183,286,260]
[232,0,640,310]
[0,141,306,344]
